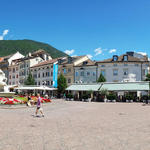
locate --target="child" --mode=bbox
[35,93,44,117]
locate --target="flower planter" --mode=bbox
[112,100,116,102]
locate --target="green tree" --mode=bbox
[145,74,150,81]
[99,88,108,96]
[97,73,106,82]
[145,74,150,95]
[24,72,35,85]
[57,74,67,94]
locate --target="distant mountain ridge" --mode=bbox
[0,39,67,58]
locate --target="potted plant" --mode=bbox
[99,88,108,102]
[82,94,89,102]
[125,94,133,102]
[142,95,148,104]
[106,93,116,102]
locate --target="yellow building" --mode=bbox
[58,56,89,86]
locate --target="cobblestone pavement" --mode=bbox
[0,100,150,150]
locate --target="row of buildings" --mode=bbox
[0,50,149,88]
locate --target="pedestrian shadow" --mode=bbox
[31,114,42,118]
[142,103,150,106]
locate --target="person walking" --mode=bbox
[27,94,32,107]
[35,93,44,117]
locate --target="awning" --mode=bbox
[66,82,150,92]
[66,84,102,91]
[15,86,57,91]
[102,82,149,91]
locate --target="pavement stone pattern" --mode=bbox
[0,100,150,150]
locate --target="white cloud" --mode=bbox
[87,54,93,59]
[72,55,77,57]
[0,29,9,40]
[94,47,102,56]
[64,49,75,55]
[0,36,3,40]
[109,49,116,53]
[3,29,9,36]
[137,52,147,56]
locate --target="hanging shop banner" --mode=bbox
[53,63,58,88]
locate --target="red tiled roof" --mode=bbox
[0,57,4,62]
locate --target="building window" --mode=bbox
[101,65,105,67]
[38,82,40,85]
[33,74,37,78]
[113,69,118,76]
[75,72,78,76]
[93,72,96,76]
[145,64,149,67]
[16,74,18,78]
[9,75,11,79]
[43,73,44,77]
[38,73,40,78]
[113,55,118,61]
[123,55,128,61]
[143,69,148,76]
[123,69,128,76]
[51,72,53,76]
[124,64,128,66]
[135,64,139,67]
[51,81,53,85]
[81,71,84,76]
[68,68,71,72]
[68,78,71,83]
[48,72,50,77]
[13,68,15,73]
[87,72,90,76]
[101,70,105,76]
[63,68,67,74]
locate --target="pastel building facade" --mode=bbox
[58,56,89,86]
[96,52,149,82]
[74,59,97,83]
[30,59,58,87]
[8,50,52,85]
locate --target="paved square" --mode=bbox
[0,100,150,150]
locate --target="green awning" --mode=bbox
[66,82,150,92]
[101,82,149,91]
[66,84,102,91]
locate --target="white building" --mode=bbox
[74,59,97,83]
[30,59,58,87]
[96,52,149,82]
[0,51,24,84]
[8,49,52,86]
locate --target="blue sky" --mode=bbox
[0,0,150,60]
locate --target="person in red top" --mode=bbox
[35,93,44,117]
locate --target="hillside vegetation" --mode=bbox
[0,39,67,58]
